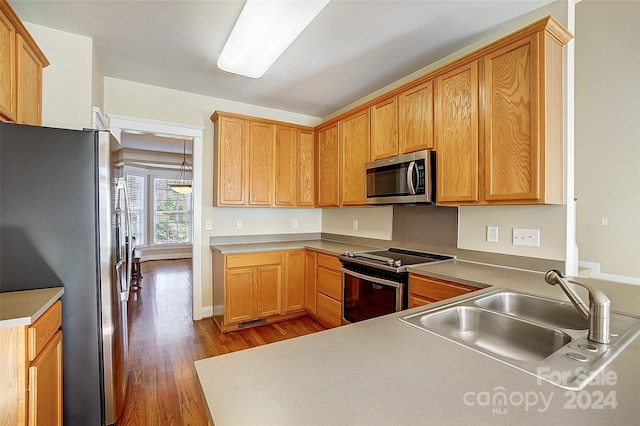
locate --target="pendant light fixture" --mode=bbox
[170,140,192,194]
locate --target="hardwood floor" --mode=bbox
[119,259,325,426]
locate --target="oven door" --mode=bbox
[341,267,404,323]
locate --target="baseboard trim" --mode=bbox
[578,261,640,286]
[141,253,193,262]
[213,304,223,316]
[202,306,214,318]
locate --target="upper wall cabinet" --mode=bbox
[316,124,339,207]
[398,79,434,154]
[0,0,48,125]
[211,111,315,207]
[340,109,370,206]
[435,61,480,203]
[434,16,571,205]
[370,97,398,160]
[370,80,434,160]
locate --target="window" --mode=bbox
[153,177,192,245]
[126,174,145,245]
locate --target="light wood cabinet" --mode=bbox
[223,252,282,327]
[435,61,480,203]
[212,111,316,207]
[216,250,308,332]
[213,113,247,205]
[0,300,63,426]
[316,124,340,207]
[370,96,398,160]
[435,19,570,206]
[283,250,305,313]
[314,252,343,328]
[398,79,434,153]
[297,130,315,206]
[483,32,564,204]
[408,274,480,308]
[304,250,317,314]
[248,121,275,206]
[275,126,297,207]
[0,0,48,125]
[340,109,370,206]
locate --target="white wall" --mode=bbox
[212,208,321,236]
[24,23,94,129]
[575,0,640,280]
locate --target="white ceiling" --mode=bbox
[9,0,556,120]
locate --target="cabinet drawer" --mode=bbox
[409,274,479,303]
[226,252,282,268]
[408,295,432,309]
[316,293,342,328]
[317,267,342,301]
[28,300,62,361]
[317,253,341,271]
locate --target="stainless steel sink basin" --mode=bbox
[419,306,571,362]
[474,291,587,330]
[401,288,640,390]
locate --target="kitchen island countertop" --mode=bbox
[196,259,640,425]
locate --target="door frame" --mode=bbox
[101,109,205,320]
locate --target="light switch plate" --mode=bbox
[486,226,498,243]
[513,228,540,247]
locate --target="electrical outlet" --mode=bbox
[513,228,540,247]
[352,220,358,231]
[292,219,298,229]
[486,226,498,243]
[236,219,244,230]
[205,220,212,231]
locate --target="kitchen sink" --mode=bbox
[474,291,587,330]
[401,288,640,389]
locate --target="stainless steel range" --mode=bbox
[339,248,454,323]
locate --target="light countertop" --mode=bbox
[0,287,64,329]
[211,239,380,257]
[196,258,640,425]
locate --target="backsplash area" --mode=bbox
[392,205,458,248]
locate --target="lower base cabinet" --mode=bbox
[216,250,306,332]
[0,300,63,426]
[408,274,480,307]
[306,251,343,328]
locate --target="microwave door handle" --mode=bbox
[406,161,417,195]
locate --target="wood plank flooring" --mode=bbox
[120,259,325,426]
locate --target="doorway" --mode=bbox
[96,109,205,320]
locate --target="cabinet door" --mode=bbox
[0,9,17,122]
[297,130,315,206]
[249,121,275,205]
[304,250,317,314]
[317,125,340,207]
[28,330,62,426]
[16,34,42,125]
[316,293,342,328]
[283,250,305,313]
[224,267,255,324]
[340,109,370,206]
[255,265,282,317]
[435,61,480,203]
[216,115,247,205]
[484,35,540,202]
[275,126,297,206]
[370,97,398,160]
[399,80,434,153]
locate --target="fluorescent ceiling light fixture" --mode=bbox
[217,0,330,78]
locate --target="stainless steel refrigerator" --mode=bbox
[0,122,132,425]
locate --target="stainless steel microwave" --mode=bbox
[365,150,434,204]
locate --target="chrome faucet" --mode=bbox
[545,269,611,345]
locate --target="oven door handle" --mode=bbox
[340,268,402,288]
